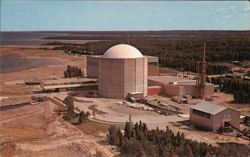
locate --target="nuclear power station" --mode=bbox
[94,44,148,99]
[87,43,214,99]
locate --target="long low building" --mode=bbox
[40,78,97,92]
[148,75,214,98]
[190,102,240,132]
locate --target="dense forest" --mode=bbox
[49,31,250,75]
[210,77,250,103]
[107,121,249,157]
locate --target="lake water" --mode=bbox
[0,32,98,45]
[0,32,68,45]
[0,54,62,73]
[0,32,84,73]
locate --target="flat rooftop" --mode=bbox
[87,55,101,58]
[191,102,226,115]
[146,56,158,62]
[42,78,97,84]
[148,75,196,86]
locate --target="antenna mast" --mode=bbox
[127,33,130,44]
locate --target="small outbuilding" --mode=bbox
[190,102,240,132]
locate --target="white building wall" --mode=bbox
[87,56,99,78]
[98,57,147,99]
[143,57,148,96]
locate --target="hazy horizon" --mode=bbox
[2,30,250,33]
[1,1,250,31]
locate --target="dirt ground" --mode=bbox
[0,46,86,97]
[0,100,116,157]
[0,46,117,157]
[0,45,249,156]
[0,46,86,91]
[51,92,249,146]
[211,92,249,115]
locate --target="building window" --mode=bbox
[192,109,211,119]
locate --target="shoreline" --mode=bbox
[0,45,85,84]
[0,52,64,73]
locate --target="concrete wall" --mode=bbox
[123,59,136,98]
[182,85,196,96]
[163,85,182,96]
[98,57,147,99]
[205,84,214,97]
[148,79,165,95]
[87,56,99,78]
[213,109,240,131]
[148,78,214,98]
[143,57,148,96]
[190,109,213,131]
[190,108,240,132]
[98,58,124,98]
[148,86,161,96]
[88,55,157,77]
[147,56,159,76]
[148,65,159,76]
[163,85,197,97]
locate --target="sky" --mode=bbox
[1,0,250,31]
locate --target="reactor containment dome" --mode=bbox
[98,44,148,99]
[103,44,143,59]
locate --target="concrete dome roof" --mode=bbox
[103,44,143,59]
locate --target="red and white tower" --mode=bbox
[196,43,207,98]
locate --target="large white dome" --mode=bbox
[103,44,143,59]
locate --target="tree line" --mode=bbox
[64,65,83,78]
[63,96,90,123]
[53,34,250,75]
[210,77,250,103]
[107,121,249,157]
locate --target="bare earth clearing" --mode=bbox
[0,46,249,157]
[52,92,249,146]
[0,46,116,157]
[0,101,116,157]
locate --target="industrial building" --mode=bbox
[87,43,214,99]
[87,44,148,99]
[86,55,100,78]
[87,52,158,78]
[147,86,162,96]
[148,75,214,98]
[147,56,159,76]
[40,78,97,92]
[190,102,240,132]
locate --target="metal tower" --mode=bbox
[196,43,207,98]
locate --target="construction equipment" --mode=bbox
[228,123,250,139]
